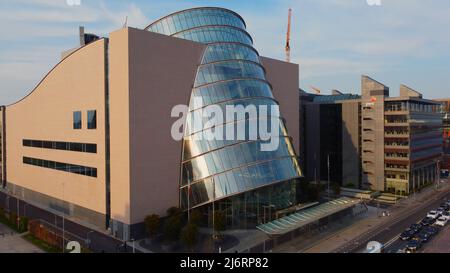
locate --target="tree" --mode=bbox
[164,214,183,242]
[213,210,226,237]
[167,207,183,218]
[180,223,198,252]
[144,214,160,239]
[190,210,202,226]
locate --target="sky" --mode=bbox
[0,0,449,105]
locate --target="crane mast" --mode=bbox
[285,8,292,62]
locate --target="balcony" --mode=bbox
[385,156,410,162]
[385,144,410,150]
[385,132,409,138]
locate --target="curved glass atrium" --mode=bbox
[146,7,302,228]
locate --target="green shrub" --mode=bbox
[190,210,202,226]
[164,215,183,242]
[144,214,160,238]
[181,223,198,252]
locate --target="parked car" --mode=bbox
[409,223,422,232]
[427,210,439,219]
[441,211,450,221]
[423,226,439,237]
[405,238,422,253]
[435,217,448,227]
[437,207,445,214]
[420,217,435,226]
[413,232,431,243]
[400,229,416,241]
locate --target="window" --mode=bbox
[22,139,97,154]
[73,111,82,129]
[87,110,97,129]
[23,156,97,178]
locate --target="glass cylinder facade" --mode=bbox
[146,8,302,224]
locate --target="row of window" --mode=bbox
[194,60,265,87]
[147,8,246,36]
[23,157,97,177]
[174,26,253,46]
[180,157,301,208]
[189,79,273,110]
[73,110,97,130]
[23,139,97,153]
[185,97,279,135]
[201,43,260,64]
[182,137,297,184]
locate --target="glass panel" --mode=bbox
[174,26,252,45]
[202,43,260,64]
[87,110,97,129]
[73,111,82,129]
[195,61,265,87]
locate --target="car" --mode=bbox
[409,223,422,232]
[420,217,435,226]
[400,229,416,240]
[423,226,439,236]
[427,210,439,219]
[405,238,422,253]
[413,232,431,243]
[440,211,450,221]
[437,207,445,214]
[435,217,448,227]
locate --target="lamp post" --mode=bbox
[61,180,66,253]
[86,230,94,249]
[327,154,331,200]
[130,238,135,253]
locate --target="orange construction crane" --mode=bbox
[285,8,292,62]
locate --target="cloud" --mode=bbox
[0,0,151,105]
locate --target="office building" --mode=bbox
[302,76,443,195]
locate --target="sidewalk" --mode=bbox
[0,223,43,253]
[299,181,450,253]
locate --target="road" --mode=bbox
[339,188,450,253]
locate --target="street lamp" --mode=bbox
[61,180,66,253]
[327,154,331,200]
[131,238,135,253]
[86,230,94,249]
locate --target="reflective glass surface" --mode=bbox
[195,61,265,87]
[202,43,260,64]
[185,97,280,135]
[180,157,301,208]
[146,7,303,209]
[189,80,273,110]
[182,137,297,184]
[147,8,246,35]
[183,117,290,160]
[173,26,253,46]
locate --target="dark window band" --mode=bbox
[23,139,97,153]
[23,156,97,178]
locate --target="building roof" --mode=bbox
[312,93,361,103]
[256,197,360,236]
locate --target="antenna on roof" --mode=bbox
[123,16,128,28]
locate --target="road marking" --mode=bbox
[384,234,400,248]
